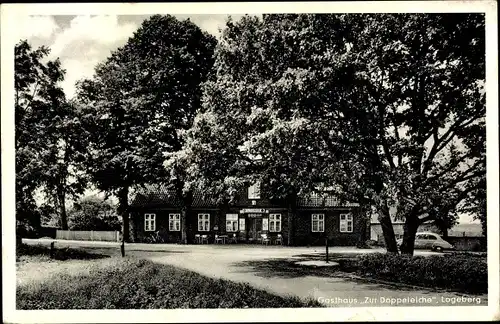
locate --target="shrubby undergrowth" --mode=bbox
[356,253,487,294]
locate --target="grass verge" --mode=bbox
[17,258,321,309]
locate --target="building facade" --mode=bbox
[128,184,365,246]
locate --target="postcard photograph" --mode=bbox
[1,1,498,323]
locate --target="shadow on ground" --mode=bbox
[17,244,110,261]
[232,254,446,294]
[232,253,361,279]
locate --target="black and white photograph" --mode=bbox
[1,1,498,322]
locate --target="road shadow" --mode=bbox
[231,254,457,295]
[232,256,354,279]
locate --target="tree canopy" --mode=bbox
[15,40,87,231]
[167,14,485,254]
[76,15,217,241]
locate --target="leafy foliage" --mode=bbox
[15,40,87,231]
[76,15,217,241]
[67,196,121,231]
[169,14,485,254]
[17,258,320,309]
[337,14,486,254]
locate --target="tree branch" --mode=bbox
[25,80,40,112]
[390,105,402,167]
[422,115,480,175]
[445,168,485,189]
[423,151,477,187]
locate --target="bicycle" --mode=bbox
[144,231,165,243]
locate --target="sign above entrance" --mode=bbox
[240,208,268,214]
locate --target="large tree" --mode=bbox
[167,14,485,254]
[338,13,486,254]
[15,40,87,232]
[165,15,365,246]
[76,15,216,242]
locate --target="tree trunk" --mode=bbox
[57,190,68,230]
[377,201,398,253]
[287,191,297,246]
[356,207,369,248]
[180,190,193,244]
[117,186,129,242]
[181,207,188,244]
[400,215,420,255]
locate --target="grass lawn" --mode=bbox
[16,245,321,309]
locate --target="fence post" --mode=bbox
[121,240,125,257]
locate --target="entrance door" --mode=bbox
[248,217,262,242]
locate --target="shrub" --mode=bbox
[68,196,121,231]
[17,258,321,309]
[356,253,487,294]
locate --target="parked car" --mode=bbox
[396,232,455,252]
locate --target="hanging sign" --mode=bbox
[240,208,268,214]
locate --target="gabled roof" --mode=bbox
[131,184,218,208]
[130,184,359,208]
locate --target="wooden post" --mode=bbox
[121,240,125,257]
[325,237,329,263]
[50,241,55,259]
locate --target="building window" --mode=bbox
[226,214,238,232]
[248,182,261,199]
[340,213,353,233]
[169,214,180,231]
[239,218,245,231]
[198,213,210,231]
[312,214,324,232]
[269,214,282,232]
[145,213,156,232]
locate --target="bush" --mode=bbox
[17,258,321,309]
[68,196,121,231]
[449,251,487,258]
[356,253,487,294]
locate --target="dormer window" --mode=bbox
[248,182,261,199]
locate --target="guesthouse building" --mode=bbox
[127,184,365,246]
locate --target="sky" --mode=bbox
[15,14,244,99]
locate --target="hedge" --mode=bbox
[356,253,487,294]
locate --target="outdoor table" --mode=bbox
[218,235,228,244]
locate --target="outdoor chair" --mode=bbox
[274,234,283,245]
[195,234,201,244]
[201,234,209,244]
[215,234,224,244]
[260,233,271,245]
[229,233,238,244]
